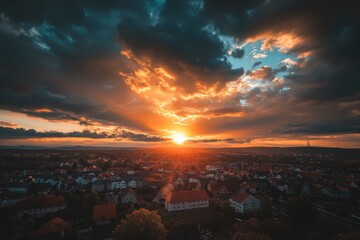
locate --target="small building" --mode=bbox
[0,182,28,193]
[93,203,116,224]
[0,191,25,207]
[152,183,173,203]
[321,187,339,199]
[239,182,257,194]
[119,188,139,204]
[165,190,209,212]
[35,217,71,238]
[207,180,228,196]
[91,179,105,193]
[229,192,260,214]
[75,175,97,185]
[337,186,351,199]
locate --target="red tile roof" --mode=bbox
[93,203,116,222]
[35,217,71,235]
[167,190,209,203]
[15,194,66,210]
[231,192,250,203]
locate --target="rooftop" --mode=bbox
[167,190,209,203]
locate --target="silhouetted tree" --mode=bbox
[287,195,317,225]
[113,208,167,240]
[255,198,272,220]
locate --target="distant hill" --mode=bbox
[209,146,360,155]
[0,145,359,156]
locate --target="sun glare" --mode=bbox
[172,133,186,144]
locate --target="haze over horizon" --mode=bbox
[1,0,359,148]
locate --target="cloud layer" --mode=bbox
[0,0,359,146]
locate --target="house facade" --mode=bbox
[165,190,209,212]
[119,188,138,204]
[230,192,260,214]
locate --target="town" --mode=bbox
[0,147,359,240]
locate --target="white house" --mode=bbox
[108,180,127,190]
[75,175,97,185]
[229,192,260,214]
[128,180,137,188]
[165,190,209,212]
[174,177,184,186]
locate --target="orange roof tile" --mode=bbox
[35,217,71,235]
[231,192,250,203]
[93,203,116,222]
[167,190,209,203]
[15,194,66,210]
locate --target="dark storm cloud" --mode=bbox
[203,0,360,101]
[0,127,108,139]
[0,86,127,125]
[0,126,168,142]
[117,0,244,91]
[0,0,359,140]
[276,121,360,135]
[252,61,262,68]
[231,49,245,58]
[0,1,148,128]
[116,129,169,142]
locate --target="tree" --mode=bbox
[232,231,271,240]
[255,198,272,220]
[287,195,317,225]
[113,208,167,240]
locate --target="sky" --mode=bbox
[0,0,359,148]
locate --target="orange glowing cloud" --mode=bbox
[246,31,306,54]
[118,52,245,127]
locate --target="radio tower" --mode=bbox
[306,137,311,147]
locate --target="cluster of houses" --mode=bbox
[1,151,359,239]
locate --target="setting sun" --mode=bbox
[172,133,186,144]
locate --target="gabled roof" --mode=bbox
[119,188,138,200]
[230,192,252,203]
[166,190,209,203]
[35,217,71,235]
[15,194,66,210]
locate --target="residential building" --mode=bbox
[229,192,260,214]
[119,188,139,204]
[165,190,209,212]
[91,179,105,192]
[35,217,71,237]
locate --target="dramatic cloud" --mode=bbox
[0,126,168,142]
[0,0,359,147]
[231,49,245,59]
